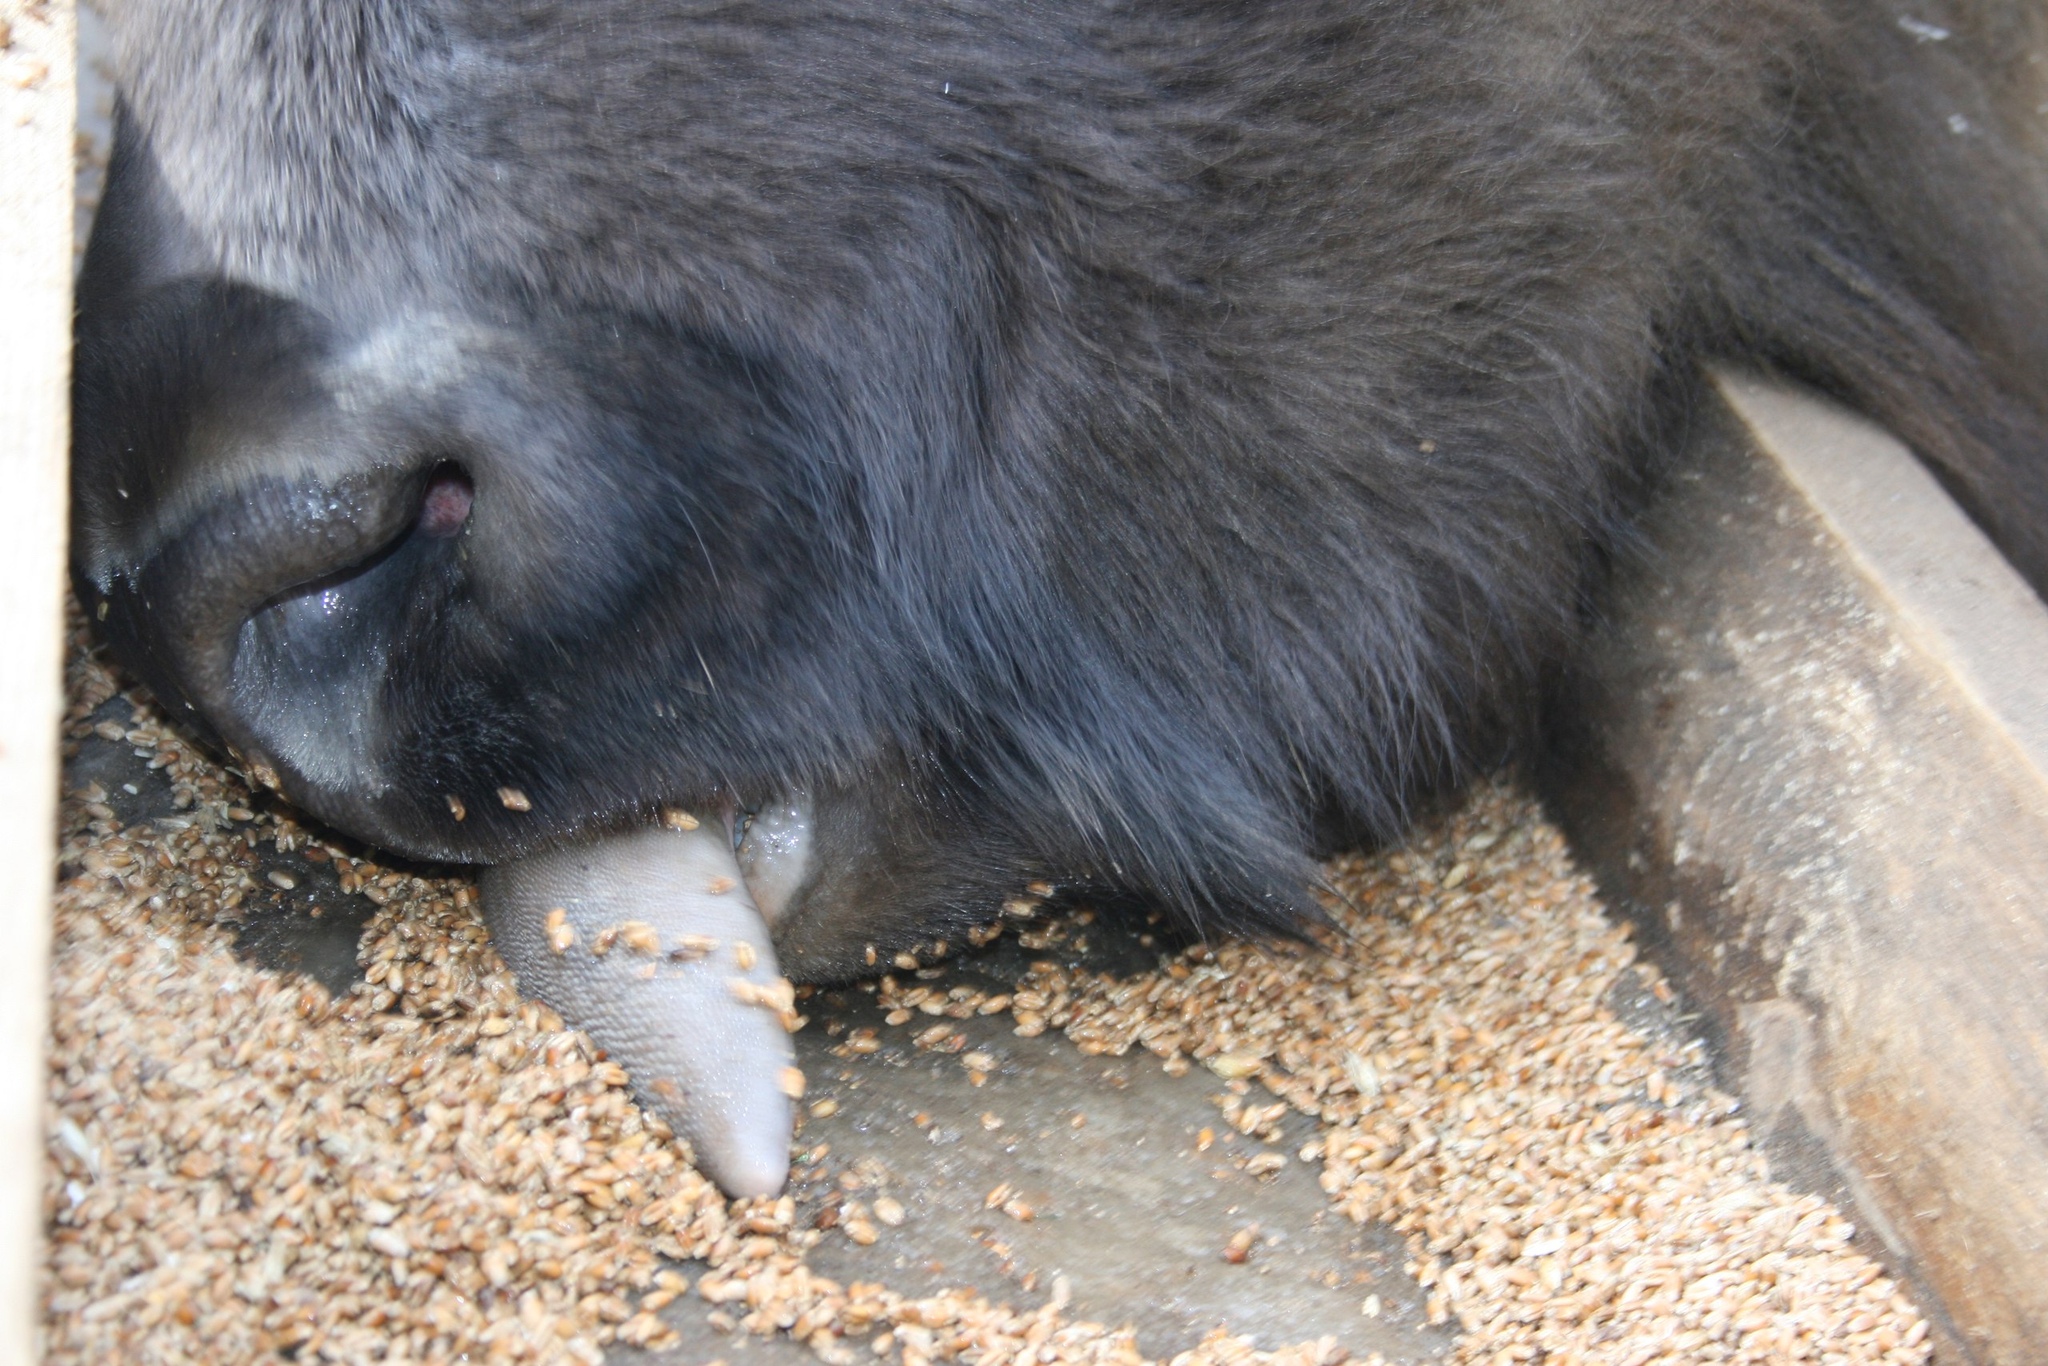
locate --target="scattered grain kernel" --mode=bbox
[668,933,718,959]
[496,786,531,811]
[1223,1226,1258,1264]
[545,907,575,954]
[45,637,1931,1366]
[366,1227,410,1259]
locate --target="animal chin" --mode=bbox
[480,797,816,1197]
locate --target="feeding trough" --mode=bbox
[1545,372,2048,1363]
[13,4,2048,1361]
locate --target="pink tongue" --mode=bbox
[481,821,797,1198]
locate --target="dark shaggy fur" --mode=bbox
[72,0,2048,977]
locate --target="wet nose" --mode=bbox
[71,276,496,826]
[91,463,440,757]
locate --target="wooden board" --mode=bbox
[1543,372,2048,1364]
[0,2,74,1360]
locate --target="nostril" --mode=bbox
[94,465,432,767]
[416,463,474,539]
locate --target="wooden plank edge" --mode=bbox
[1541,375,2048,1364]
[1712,369,2048,783]
[0,2,76,1361]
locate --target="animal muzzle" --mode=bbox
[70,279,529,854]
[91,460,463,835]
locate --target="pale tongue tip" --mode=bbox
[660,945,797,1200]
[639,1024,795,1200]
[634,821,797,1198]
[694,1111,796,1200]
[478,818,798,1200]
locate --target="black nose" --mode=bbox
[94,463,445,762]
[72,276,495,836]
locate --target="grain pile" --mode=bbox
[44,629,1930,1365]
[953,812,1933,1364]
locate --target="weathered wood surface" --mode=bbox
[1544,372,2048,1364]
[0,1,74,1360]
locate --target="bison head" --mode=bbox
[71,0,1584,1191]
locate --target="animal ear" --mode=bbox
[74,100,214,319]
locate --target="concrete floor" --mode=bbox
[766,968,1441,1361]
